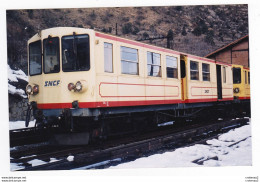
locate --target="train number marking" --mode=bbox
[44,80,60,87]
[204,90,210,93]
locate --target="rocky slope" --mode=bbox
[6,4,248,73]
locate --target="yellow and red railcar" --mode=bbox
[25,27,250,144]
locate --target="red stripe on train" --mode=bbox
[36,97,234,109]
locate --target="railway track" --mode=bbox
[10,127,55,147]
[10,117,250,171]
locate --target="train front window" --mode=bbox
[29,40,42,76]
[62,34,90,72]
[43,37,60,73]
[233,68,241,84]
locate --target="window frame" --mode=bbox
[61,34,90,72]
[190,60,199,81]
[166,55,178,79]
[245,71,248,84]
[202,63,210,82]
[147,51,161,77]
[29,40,42,76]
[43,37,60,74]
[248,71,250,84]
[120,46,139,75]
[222,66,226,83]
[104,42,113,73]
[233,67,241,84]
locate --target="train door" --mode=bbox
[180,55,188,101]
[216,65,223,100]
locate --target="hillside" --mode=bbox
[6,5,248,73]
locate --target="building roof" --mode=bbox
[205,35,248,58]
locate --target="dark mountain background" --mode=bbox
[6,4,248,74]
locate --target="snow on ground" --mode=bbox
[9,120,252,170]
[109,122,252,169]
[9,120,36,130]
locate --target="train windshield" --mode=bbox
[62,34,90,72]
[43,37,60,73]
[233,67,241,84]
[29,40,42,76]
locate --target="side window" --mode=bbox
[202,63,210,81]
[121,46,139,75]
[248,72,250,84]
[147,52,161,77]
[104,42,113,73]
[166,55,178,78]
[190,61,199,80]
[233,67,241,84]
[222,66,226,83]
[245,71,248,84]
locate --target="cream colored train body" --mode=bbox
[26,27,250,137]
[27,27,235,108]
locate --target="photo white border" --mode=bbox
[1,0,260,181]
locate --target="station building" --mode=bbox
[205,35,249,68]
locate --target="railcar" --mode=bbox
[25,27,250,144]
[232,64,250,100]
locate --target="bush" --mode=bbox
[181,26,187,36]
[192,27,202,36]
[142,32,149,39]
[122,23,133,34]
[205,30,215,45]
[132,26,140,35]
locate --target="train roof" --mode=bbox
[28,27,233,66]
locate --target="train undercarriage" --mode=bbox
[26,99,251,145]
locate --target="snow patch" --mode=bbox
[8,65,28,98]
[74,158,122,170]
[110,123,252,169]
[158,121,174,127]
[67,155,74,162]
[10,163,25,171]
[9,120,36,130]
[8,65,28,82]
[50,158,59,163]
[27,159,47,167]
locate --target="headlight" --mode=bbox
[68,83,75,91]
[234,88,240,93]
[75,81,82,92]
[33,85,39,94]
[68,81,87,92]
[26,85,32,95]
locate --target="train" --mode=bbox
[25,27,250,145]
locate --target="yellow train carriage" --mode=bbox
[232,64,250,100]
[179,55,233,103]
